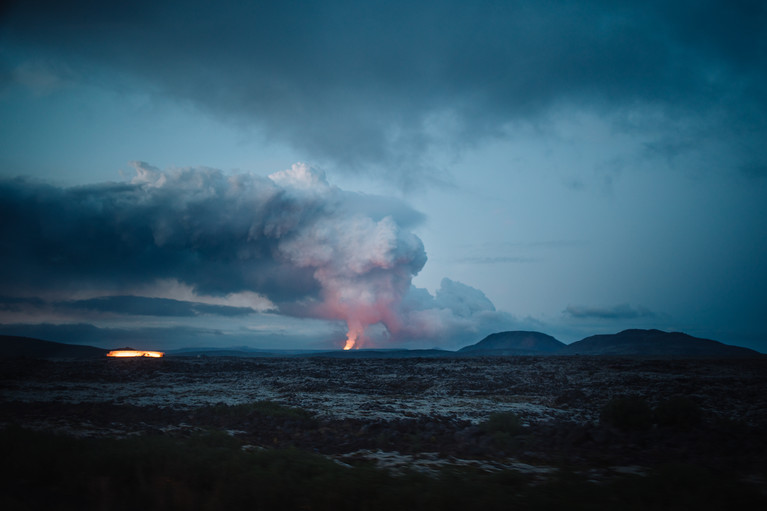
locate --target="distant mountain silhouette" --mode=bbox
[560,329,761,357]
[459,331,566,356]
[2,330,761,359]
[0,335,107,359]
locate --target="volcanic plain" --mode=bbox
[2,354,766,509]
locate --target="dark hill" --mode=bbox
[561,329,761,357]
[459,331,566,356]
[0,335,107,359]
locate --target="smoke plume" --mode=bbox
[1,163,436,348]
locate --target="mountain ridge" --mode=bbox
[559,328,761,357]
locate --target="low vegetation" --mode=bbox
[600,395,655,431]
[2,425,765,511]
[197,400,315,421]
[6,428,765,510]
[480,410,524,451]
[653,396,703,430]
[3,357,766,509]
[599,395,704,432]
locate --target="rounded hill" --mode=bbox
[459,331,565,356]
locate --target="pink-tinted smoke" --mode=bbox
[273,165,426,348]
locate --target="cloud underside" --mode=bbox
[3,0,765,179]
[0,295,256,318]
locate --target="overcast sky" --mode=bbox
[1,0,765,352]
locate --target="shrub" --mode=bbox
[2,426,765,510]
[481,411,524,436]
[206,400,313,421]
[654,396,703,430]
[479,411,524,452]
[599,396,653,431]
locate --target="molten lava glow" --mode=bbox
[106,350,164,358]
[343,322,366,350]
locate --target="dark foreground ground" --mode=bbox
[1,356,766,510]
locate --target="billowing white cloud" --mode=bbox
[0,163,517,348]
[384,278,516,348]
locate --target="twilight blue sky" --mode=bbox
[1,1,765,351]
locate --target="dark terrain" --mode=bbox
[0,335,107,359]
[1,353,766,510]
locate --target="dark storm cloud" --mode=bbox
[0,162,530,346]
[0,167,311,301]
[3,0,765,178]
[564,303,656,320]
[3,164,538,347]
[0,295,45,312]
[0,163,425,305]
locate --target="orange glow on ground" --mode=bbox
[106,350,164,358]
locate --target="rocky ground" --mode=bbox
[2,356,766,486]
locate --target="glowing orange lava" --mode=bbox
[343,334,356,350]
[106,350,164,358]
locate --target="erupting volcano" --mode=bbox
[343,332,357,350]
[341,320,366,350]
[272,171,427,351]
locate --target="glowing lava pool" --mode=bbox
[106,350,164,358]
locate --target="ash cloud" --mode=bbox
[395,278,522,348]
[3,0,765,180]
[0,163,510,347]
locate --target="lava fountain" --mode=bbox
[343,332,357,350]
[342,319,369,350]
